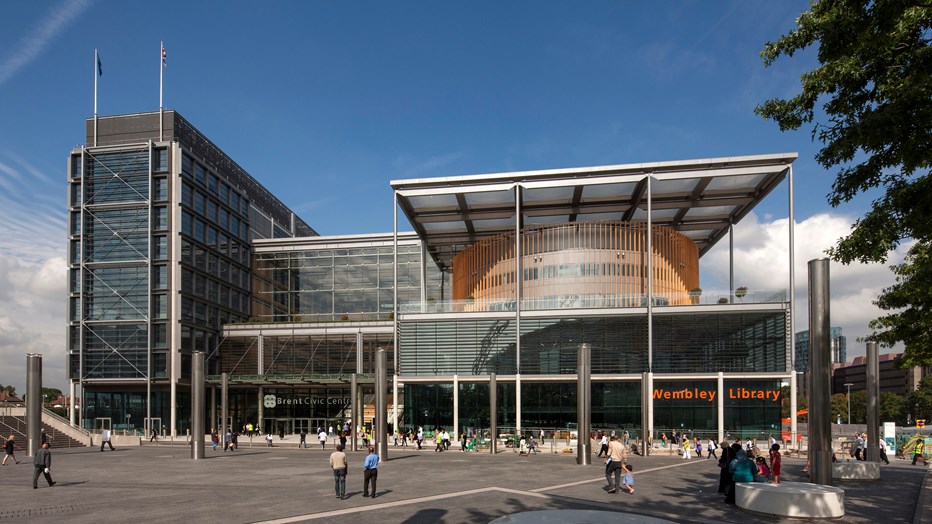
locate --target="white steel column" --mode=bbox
[729,222,735,297]
[356,332,364,373]
[146,141,153,436]
[647,175,653,372]
[257,334,264,374]
[514,184,522,374]
[392,375,398,437]
[453,374,459,438]
[420,240,427,311]
[788,165,798,446]
[393,190,400,436]
[69,381,76,426]
[169,142,183,437]
[717,372,725,444]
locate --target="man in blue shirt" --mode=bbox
[363,446,379,497]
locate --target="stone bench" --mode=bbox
[833,462,880,480]
[736,481,845,518]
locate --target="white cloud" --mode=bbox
[701,212,907,360]
[0,0,93,86]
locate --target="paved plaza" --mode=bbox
[0,440,929,523]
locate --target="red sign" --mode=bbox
[918,420,926,428]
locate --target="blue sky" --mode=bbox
[0,1,904,392]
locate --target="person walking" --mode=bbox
[363,446,379,497]
[682,436,691,459]
[319,427,328,450]
[604,435,628,493]
[300,429,307,449]
[707,438,717,460]
[100,428,115,451]
[913,439,927,465]
[879,437,891,464]
[597,433,609,457]
[3,435,21,465]
[211,429,219,451]
[32,442,55,489]
[330,444,348,499]
[695,439,702,459]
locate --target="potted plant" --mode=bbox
[688,287,702,298]
[735,286,748,301]
[718,297,729,304]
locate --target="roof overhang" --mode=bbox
[390,153,796,269]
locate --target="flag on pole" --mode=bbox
[96,52,102,76]
[161,44,167,67]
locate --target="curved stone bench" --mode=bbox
[736,481,845,518]
[833,462,880,480]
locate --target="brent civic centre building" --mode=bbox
[66,111,799,443]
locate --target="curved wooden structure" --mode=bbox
[452,221,699,309]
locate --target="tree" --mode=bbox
[0,384,16,396]
[849,390,867,424]
[831,393,848,423]
[42,388,63,404]
[756,1,932,364]
[908,375,932,422]
[880,391,907,424]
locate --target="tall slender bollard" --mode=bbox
[191,351,205,459]
[350,373,358,452]
[866,341,880,462]
[221,373,229,448]
[490,373,497,454]
[808,258,832,485]
[26,354,42,456]
[376,349,388,460]
[577,343,591,465]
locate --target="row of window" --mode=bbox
[181,153,249,216]
[181,268,250,316]
[181,212,250,266]
[180,240,250,292]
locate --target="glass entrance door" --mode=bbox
[293,419,310,436]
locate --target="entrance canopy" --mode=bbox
[390,153,796,270]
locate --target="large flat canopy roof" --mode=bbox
[391,153,797,269]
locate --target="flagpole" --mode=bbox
[159,41,163,141]
[94,49,98,146]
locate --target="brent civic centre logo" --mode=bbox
[263,394,277,408]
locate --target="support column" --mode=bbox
[516,374,522,439]
[376,349,388,460]
[789,165,798,447]
[392,375,399,443]
[490,373,497,454]
[69,381,76,427]
[191,351,205,459]
[866,341,880,462]
[351,373,358,452]
[577,343,591,465]
[26,354,42,456]
[211,387,217,432]
[257,385,264,431]
[453,375,459,438]
[641,371,653,457]
[717,372,725,445]
[221,373,229,449]
[808,258,832,485]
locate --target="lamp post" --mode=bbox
[844,382,854,425]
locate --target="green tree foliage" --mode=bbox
[849,390,867,424]
[781,386,808,421]
[42,388,63,404]
[0,384,16,397]
[831,393,848,423]
[907,375,932,421]
[880,391,907,424]
[756,1,932,363]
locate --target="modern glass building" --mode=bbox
[68,112,799,443]
[67,111,315,433]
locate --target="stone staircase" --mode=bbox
[0,415,87,450]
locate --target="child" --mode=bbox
[770,443,782,484]
[755,456,771,482]
[622,463,635,494]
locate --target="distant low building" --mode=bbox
[830,353,923,396]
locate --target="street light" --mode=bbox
[843,383,854,425]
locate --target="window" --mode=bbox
[194,191,206,215]
[194,163,207,187]
[152,148,168,173]
[152,177,168,201]
[153,294,167,319]
[181,212,193,236]
[70,211,81,236]
[194,219,206,243]
[153,265,167,289]
[70,154,82,178]
[153,207,168,231]
[182,183,193,208]
[182,154,194,178]
[152,236,168,260]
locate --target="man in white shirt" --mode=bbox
[100,429,115,451]
[319,428,328,450]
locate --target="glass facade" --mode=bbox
[216,332,395,376]
[399,311,787,377]
[252,242,441,322]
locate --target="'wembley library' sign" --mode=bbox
[652,387,780,403]
[263,394,351,408]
